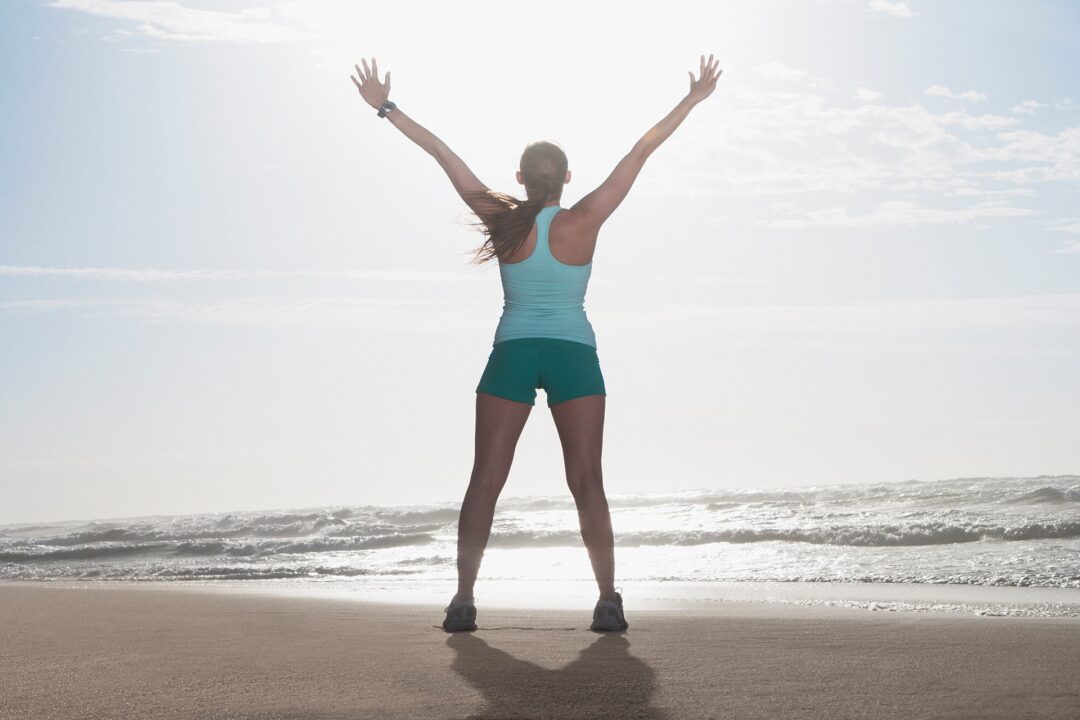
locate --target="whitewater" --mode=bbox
[3,475,1079,616]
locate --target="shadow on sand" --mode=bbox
[447,632,668,720]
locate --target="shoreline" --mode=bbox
[3,580,1080,719]
[4,577,1077,620]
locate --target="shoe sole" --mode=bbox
[442,622,477,632]
[442,611,477,633]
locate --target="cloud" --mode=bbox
[751,62,833,91]
[607,274,758,286]
[855,87,883,102]
[590,293,1080,357]
[762,200,1036,229]
[0,266,478,283]
[971,126,1080,183]
[925,85,988,103]
[933,111,1016,129]
[9,294,1080,358]
[643,71,1080,205]
[48,0,310,44]
[0,296,493,334]
[1047,218,1080,234]
[752,62,805,82]
[1046,218,1080,253]
[1012,100,1047,115]
[866,1,918,18]
[0,265,757,293]
[944,187,1036,198]
[0,298,125,312]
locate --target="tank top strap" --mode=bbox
[536,206,561,260]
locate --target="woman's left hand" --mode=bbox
[351,57,390,109]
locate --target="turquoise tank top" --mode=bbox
[492,205,597,348]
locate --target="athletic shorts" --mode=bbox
[475,337,607,407]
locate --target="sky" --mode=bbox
[1,0,1079,525]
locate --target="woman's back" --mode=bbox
[493,205,597,348]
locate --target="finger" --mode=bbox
[385,71,391,90]
[350,74,362,90]
[700,54,705,78]
[361,57,371,79]
[372,56,378,79]
[354,64,364,83]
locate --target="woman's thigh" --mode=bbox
[549,394,605,479]
[472,391,533,480]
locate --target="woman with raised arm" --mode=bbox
[350,55,722,633]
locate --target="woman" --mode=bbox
[350,55,722,633]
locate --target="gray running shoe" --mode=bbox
[590,591,629,632]
[442,596,477,632]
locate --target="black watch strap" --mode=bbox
[377,100,397,118]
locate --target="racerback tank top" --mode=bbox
[492,205,597,348]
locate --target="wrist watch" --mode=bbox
[377,100,397,118]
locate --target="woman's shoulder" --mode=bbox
[549,206,599,266]
[552,205,596,236]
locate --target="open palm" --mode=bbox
[688,54,722,104]
[351,56,390,109]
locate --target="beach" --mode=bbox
[2,581,1079,719]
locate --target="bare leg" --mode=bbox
[550,394,617,600]
[454,392,533,601]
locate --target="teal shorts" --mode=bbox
[476,338,607,407]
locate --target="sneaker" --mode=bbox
[590,590,629,632]
[442,596,477,632]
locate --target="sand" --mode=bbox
[2,581,1079,720]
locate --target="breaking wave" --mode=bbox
[3,475,1079,587]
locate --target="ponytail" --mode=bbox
[464,141,567,266]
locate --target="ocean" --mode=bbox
[3,475,1079,617]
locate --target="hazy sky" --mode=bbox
[2,0,1079,524]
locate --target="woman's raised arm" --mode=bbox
[570,54,723,230]
[350,57,496,218]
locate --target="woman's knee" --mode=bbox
[467,470,509,499]
[566,467,604,499]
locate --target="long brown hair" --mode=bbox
[463,140,568,266]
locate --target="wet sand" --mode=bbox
[2,581,1079,719]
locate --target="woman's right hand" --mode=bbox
[351,56,391,110]
[687,54,722,104]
